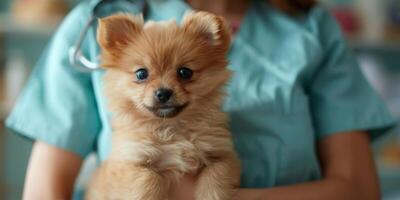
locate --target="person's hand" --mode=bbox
[235,189,266,200]
[169,174,196,200]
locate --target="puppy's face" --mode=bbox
[97,12,231,118]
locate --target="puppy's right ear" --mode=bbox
[97,14,144,52]
[182,11,231,53]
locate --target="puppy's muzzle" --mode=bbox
[145,88,188,118]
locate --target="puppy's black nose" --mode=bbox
[154,88,173,103]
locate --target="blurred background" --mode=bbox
[0,0,400,199]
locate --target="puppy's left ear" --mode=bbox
[182,11,231,52]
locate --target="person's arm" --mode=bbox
[236,131,380,200]
[23,141,83,200]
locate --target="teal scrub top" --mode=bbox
[6,0,396,188]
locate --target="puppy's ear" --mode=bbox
[182,11,231,52]
[97,13,144,52]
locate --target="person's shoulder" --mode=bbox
[72,0,100,12]
[63,0,99,24]
[55,0,99,42]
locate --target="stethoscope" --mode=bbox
[68,0,147,71]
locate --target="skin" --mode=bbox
[23,141,83,200]
[22,0,380,199]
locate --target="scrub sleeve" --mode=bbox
[5,1,101,158]
[308,7,396,140]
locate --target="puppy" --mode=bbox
[86,11,240,200]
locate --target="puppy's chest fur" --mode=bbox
[146,127,207,174]
[110,124,228,176]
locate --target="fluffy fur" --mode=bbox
[86,11,240,200]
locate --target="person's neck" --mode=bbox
[186,0,249,16]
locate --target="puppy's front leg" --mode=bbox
[122,165,168,200]
[195,156,241,200]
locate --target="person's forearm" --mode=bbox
[237,132,380,200]
[238,178,375,200]
[23,141,83,200]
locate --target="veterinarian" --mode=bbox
[6,0,395,199]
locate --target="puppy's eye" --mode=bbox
[177,67,193,80]
[135,68,148,81]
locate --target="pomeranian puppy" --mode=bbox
[86,11,240,200]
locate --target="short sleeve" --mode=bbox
[308,6,396,140]
[5,1,101,158]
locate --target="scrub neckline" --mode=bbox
[148,0,256,46]
[170,0,255,44]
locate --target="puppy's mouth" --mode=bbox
[144,103,189,118]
